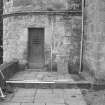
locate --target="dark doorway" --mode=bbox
[28,28,44,69]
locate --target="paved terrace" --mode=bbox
[0,88,87,105]
[8,70,86,82]
[0,70,89,105]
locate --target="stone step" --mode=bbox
[6,80,92,89]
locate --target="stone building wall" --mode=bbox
[3,14,81,72]
[3,0,105,79]
[3,0,82,72]
[84,0,105,80]
[3,0,81,14]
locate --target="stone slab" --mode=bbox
[10,96,34,103]
[53,89,64,94]
[46,104,65,105]
[64,89,87,105]
[64,89,82,95]
[37,89,53,94]
[14,88,36,97]
[35,93,64,104]
[0,103,21,105]
[22,103,45,105]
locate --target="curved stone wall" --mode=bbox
[3,0,82,72]
[3,14,82,72]
[3,0,82,14]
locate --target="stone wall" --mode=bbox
[3,0,82,72]
[3,0,105,79]
[3,14,81,72]
[84,0,105,80]
[3,0,81,14]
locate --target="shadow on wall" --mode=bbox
[80,61,95,82]
[45,60,80,74]
[17,49,28,70]
[45,62,57,72]
[0,47,3,65]
[68,61,80,74]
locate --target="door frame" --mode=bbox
[27,27,45,68]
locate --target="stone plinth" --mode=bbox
[57,59,68,74]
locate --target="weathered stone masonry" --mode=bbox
[3,0,105,80]
[83,0,105,80]
[3,0,82,73]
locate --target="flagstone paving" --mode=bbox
[0,88,87,105]
[8,71,84,82]
[0,71,88,105]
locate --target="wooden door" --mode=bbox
[28,28,44,69]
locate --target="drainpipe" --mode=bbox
[79,0,84,73]
[51,16,54,72]
[51,36,53,73]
